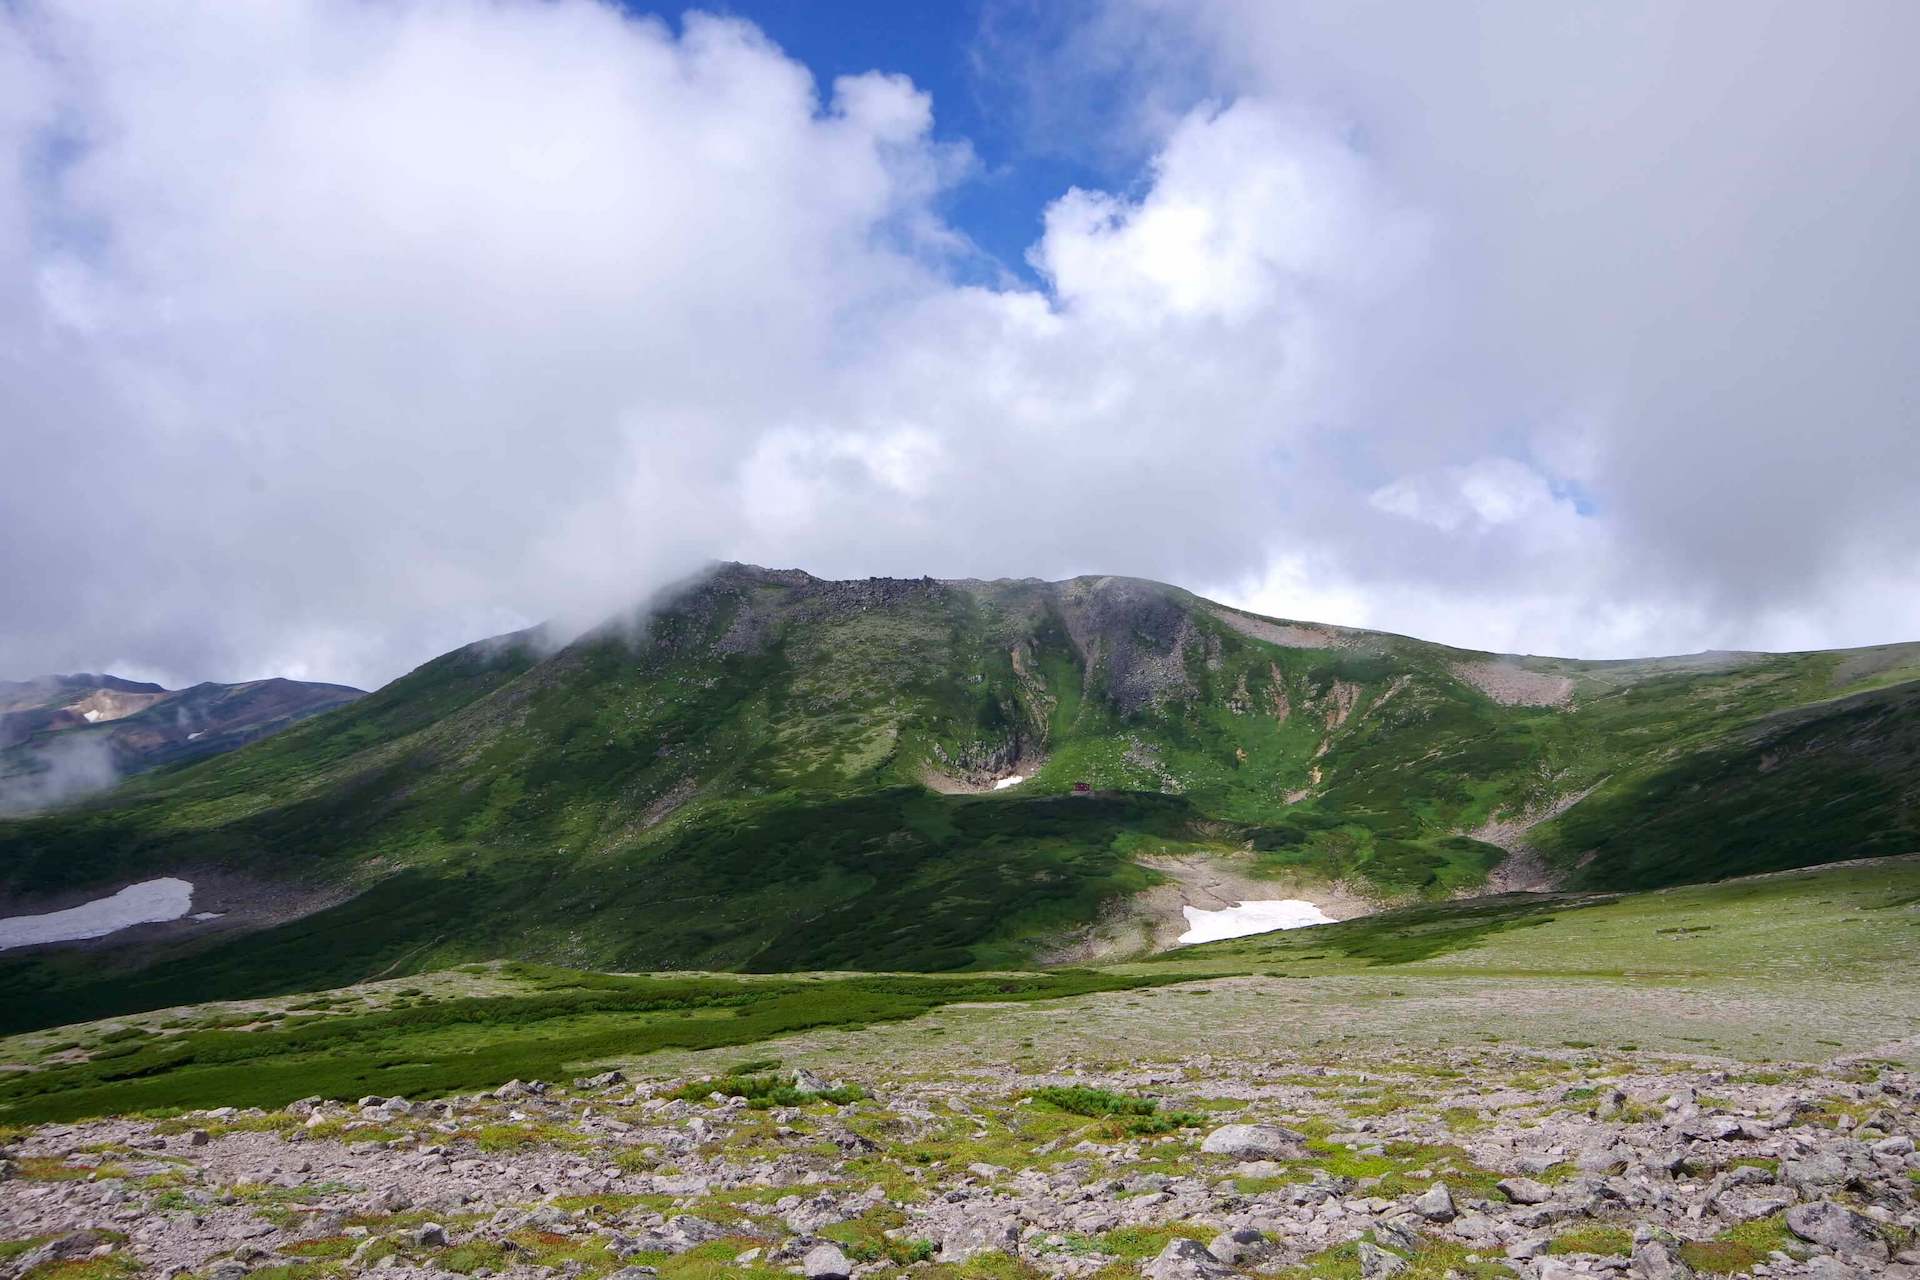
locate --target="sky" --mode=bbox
[2,0,1917,691]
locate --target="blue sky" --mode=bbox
[615,0,1123,280]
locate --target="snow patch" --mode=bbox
[1177,898,1333,944]
[81,709,101,723]
[991,775,1025,790]
[0,878,196,950]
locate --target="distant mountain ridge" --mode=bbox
[0,670,364,810]
[0,562,1914,1032]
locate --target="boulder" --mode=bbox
[1804,1259,1867,1280]
[1629,1241,1694,1280]
[1142,1238,1234,1280]
[784,1193,853,1234]
[1206,1228,1270,1266]
[1355,1241,1407,1280]
[1781,1154,1849,1193]
[1498,1176,1552,1205]
[1712,1189,1796,1221]
[1413,1181,1456,1222]
[940,1215,1021,1263]
[9,1232,115,1278]
[1786,1201,1886,1260]
[1199,1123,1310,1160]
[356,1185,412,1215]
[802,1243,852,1280]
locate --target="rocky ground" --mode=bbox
[4,1048,1916,1280]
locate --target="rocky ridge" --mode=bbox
[3,1047,1916,1280]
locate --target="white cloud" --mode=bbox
[1,0,1916,688]
[1033,101,1421,326]
[1370,458,1574,535]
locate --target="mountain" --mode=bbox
[0,563,1914,1031]
[0,671,364,813]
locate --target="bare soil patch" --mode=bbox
[1449,660,1575,707]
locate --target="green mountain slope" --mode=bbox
[0,564,1914,1030]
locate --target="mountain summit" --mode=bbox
[1,563,1915,1030]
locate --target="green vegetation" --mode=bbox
[2,565,1915,1031]
[0,966,1202,1125]
[1677,1213,1798,1275]
[1283,1235,1514,1280]
[1546,1225,1633,1256]
[1164,857,1920,979]
[1026,1085,1203,1135]
[665,1072,866,1108]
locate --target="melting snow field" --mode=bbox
[0,877,195,951]
[1178,898,1334,944]
[991,775,1025,790]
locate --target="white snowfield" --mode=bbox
[1177,898,1333,944]
[0,877,195,951]
[991,775,1025,790]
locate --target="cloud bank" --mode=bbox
[2,0,1916,689]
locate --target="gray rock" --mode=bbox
[1372,1218,1420,1255]
[1413,1181,1456,1222]
[939,1215,1021,1263]
[1781,1154,1849,1193]
[1499,1176,1553,1205]
[1786,1201,1886,1259]
[10,1232,113,1278]
[1629,1241,1694,1279]
[412,1222,448,1247]
[1804,1259,1867,1280]
[358,1185,413,1215]
[1143,1238,1234,1280]
[803,1243,852,1280]
[664,1216,729,1250]
[1199,1123,1310,1160]
[784,1193,852,1234]
[1683,1116,1743,1141]
[1712,1190,1796,1221]
[1514,1203,1581,1229]
[1206,1228,1270,1266]
[1355,1241,1408,1279]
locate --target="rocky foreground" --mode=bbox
[2,1048,1916,1280]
